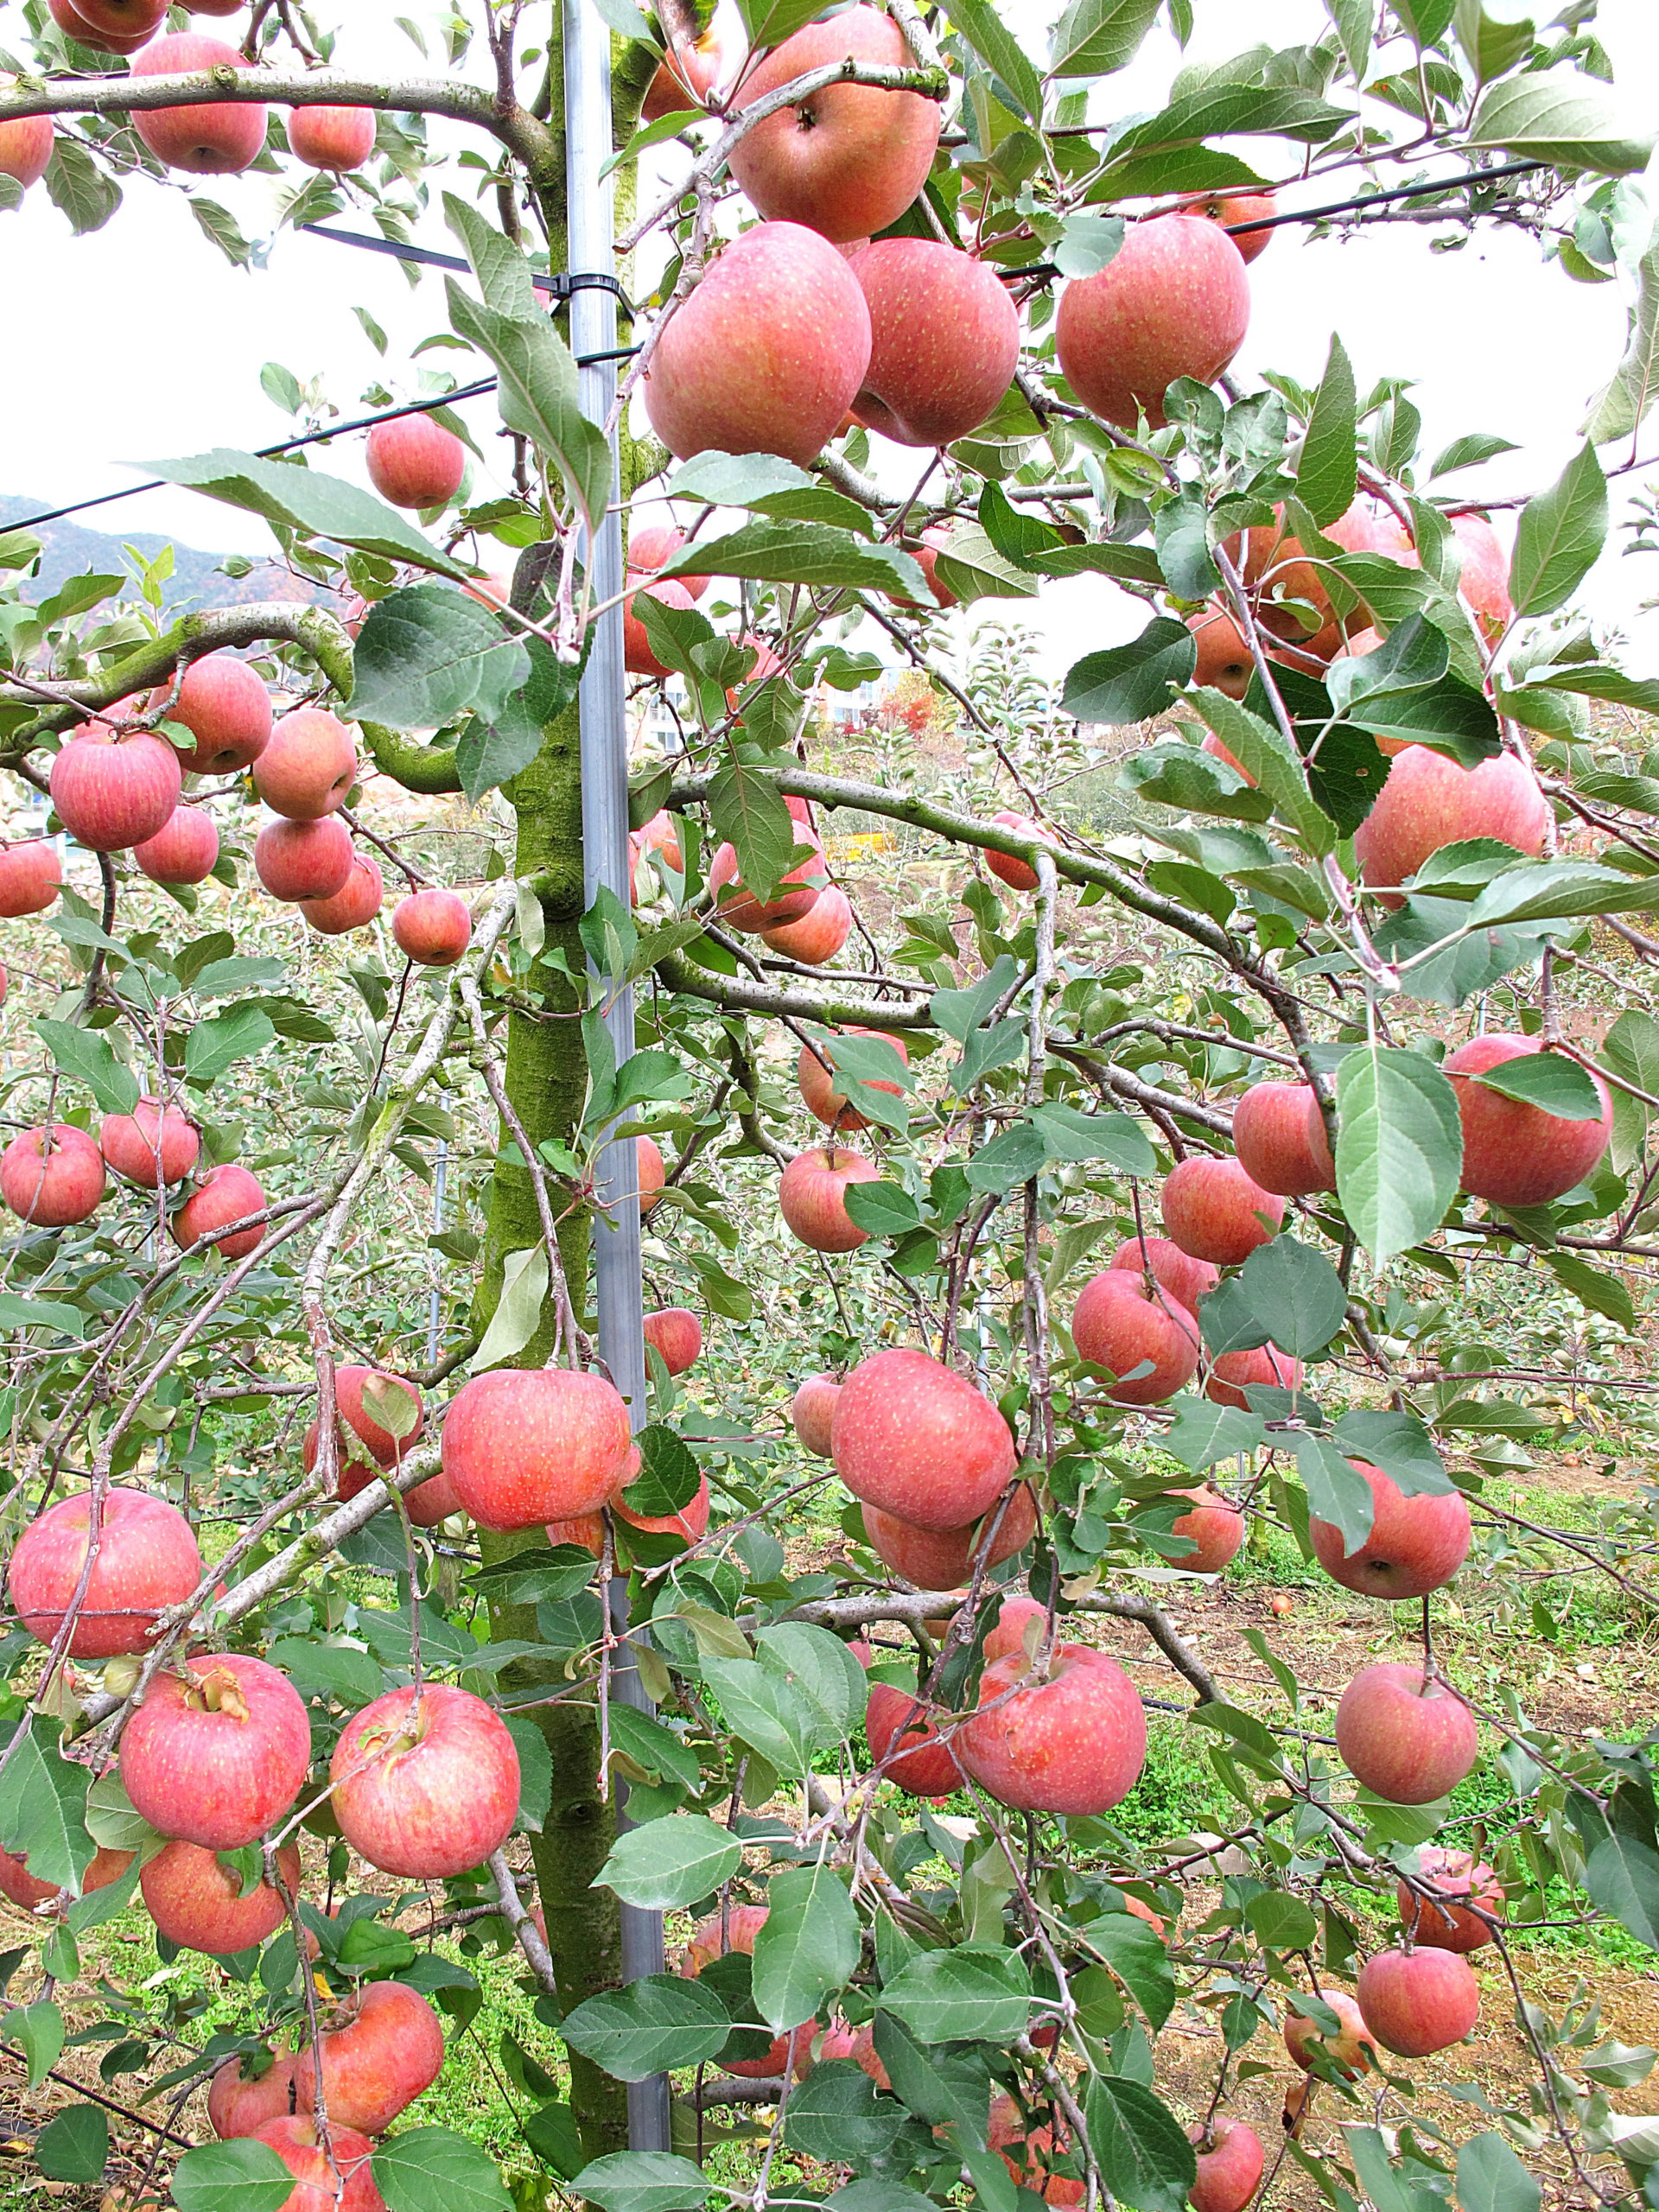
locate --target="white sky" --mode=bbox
[3,0,1658,678]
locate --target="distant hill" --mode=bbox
[0,494,326,613]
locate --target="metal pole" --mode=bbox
[564,0,672,2155]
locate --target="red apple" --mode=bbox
[208,2051,298,2140]
[1161,1154,1283,1265]
[614,1470,710,1542]
[1204,1342,1302,1409]
[797,1027,908,1131]
[100,1097,200,1187]
[1397,1847,1502,1954]
[1072,1270,1201,1405]
[121,1652,311,1848]
[172,1162,268,1260]
[1444,1034,1611,1207]
[73,0,166,35]
[296,1979,444,2133]
[817,2017,889,2086]
[8,1487,200,1659]
[1107,1233,1217,1313]
[1057,213,1249,429]
[331,1682,519,1878]
[763,882,853,963]
[256,817,355,902]
[300,855,384,936]
[0,1840,132,1912]
[642,1306,702,1376]
[251,2115,384,2212]
[1335,1662,1478,1803]
[163,652,271,773]
[365,413,466,509]
[1188,605,1254,698]
[709,833,824,931]
[727,7,939,244]
[626,526,710,601]
[1451,512,1511,639]
[637,1134,666,1212]
[846,239,1019,447]
[866,1680,961,1794]
[643,221,874,467]
[1168,1486,1245,1573]
[790,1374,841,1456]
[957,1643,1146,1815]
[635,809,686,871]
[287,103,377,170]
[47,0,156,48]
[338,1462,459,1528]
[1308,1459,1471,1600]
[989,2094,1084,2208]
[1190,2116,1265,2212]
[778,1144,880,1252]
[641,27,722,121]
[131,34,268,173]
[1353,744,1550,906]
[303,1364,425,1473]
[141,1839,301,1954]
[680,1906,815,2078]
[51,726,181,851]
[983,1592,1046,1663]
[544,1511,606,1557]
[1356,1946,1480,2056]
[1231,1081,1336,1197]
[1283,1989,1377,2078]
[1,1122,105,1226]
[0,113,55,190]
[984,810,1042,892]
[624,577,696,677]
[441,1367,633,1529]
[252,709,357,820]
[392,888,472,966]
[861,1484,1035,1587]
[0,840,62,917]
[134,806,219,886]
[1198,191,1276,262]
[832,1345,1015,1531]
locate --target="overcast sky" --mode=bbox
[3,0,1657,679]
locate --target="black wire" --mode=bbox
[7,156,1554,538]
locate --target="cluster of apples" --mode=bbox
[0,12,387,194]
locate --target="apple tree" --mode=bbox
[1,0,1659,2208]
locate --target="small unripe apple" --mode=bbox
[131,33,268,173]
[171,1161,269,1260]
[300,855,384,936]
[1309,1460,1471,1601]
[287,103,378,170]
[134,806,219,886]
[159,652,271,773]
[779,1144,879,1252]
[1071,1270,1200,1404]
[252,708,357,821]
[1335,1661,1478,1802]
[1356,1945,1480,2056]
[365,413,467,509]
[256,817,354,902]
[100,1096,200,1188]
[1,1122,105,1226]
[8,1487,200,1659]
[0,840,62,916]
[330,1681,519,1878]
[392,887,473,966]
[120,1651,311,1848]
[1160,1154,1283,1266]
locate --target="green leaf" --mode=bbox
[1453,0,1535,86]
[1082,2076,1198,2212]
[1542,1252,1637,1331]
[0,1719,92,1895]
[1188,690,1329,848]
[842,1180,921,1238]
[44,137,120,235]
[596,1815,742,1910]
[1245,1890,1320,1950]
[661,520,925,599]
[622,1425,702,1518]
[1294,1433,1376,1552]
[1586,1829,1659,1946]
[445,280,610,537]
[1107,86,1351,162]
[1509,442,1608,617]
[785,2062,912,2166]
[1230,1236,1347,1357]
[1163,1398,1265,1471]
[1061,616,1197,726]
[1029,1102,1157,1176]
[752,1861,860,2031]
[468,1245,549,1374]
[0,1292,86,1340]
[1119,738,1273,822]
[351,584,531,728]
[1431,431,1522,477]
[1330,1409,1454,1495]
[372,2126,515,2212]
[184,1006,276,1089]
[1470,72,1655,176]
[740,0,832,50]
[1457,2132,1541,2212]
[707,762,799,909]
[931,520,1043,603]
[574,2153,713,2212]
[33,2104,108,2184]
[1048,0,1161,76]
[561,1975,732,2079]
[1471,1051,1606,1120]
[1465,861,1654,930]
[942,0,1040,118]
[668,452,814,506]
[1053,212,1128,278]
[170,2140,296,2212]
[33,1018,138,1115]
[700,1655,825,1774]
[1095,1910,1176,2029]
[144,449,467,576]
[9,1999,63,2089]
[443,193,542,320]
[1334,1046,1464,1262]
[1299,334,1358,528]
[455,634,578,804]
[755,1623,865,1738]
[880,1945,1031,2042]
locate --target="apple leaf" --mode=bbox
[350,585,531,728]
[573,2153,713,2212]
[143,448,467,576]
[1469,1051,1606,1120]
[1334,1045,1464,1261]
[1298,334,1358,528]
[1471,72,1655,175]
[561,1975,732,2079]
[1048,0,1161,79]
[33,1018,139,1116]
[169,2140,296,2212]
[597,1815,744,1910]
[1508,442,1608,617]
[1082,2075,1197,2212]
[1457,2132,1542,2212]
[372,2126,515,2212]
[1062,616,1198,726]
[751,1861,860,2031]
[658,519,925,600]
